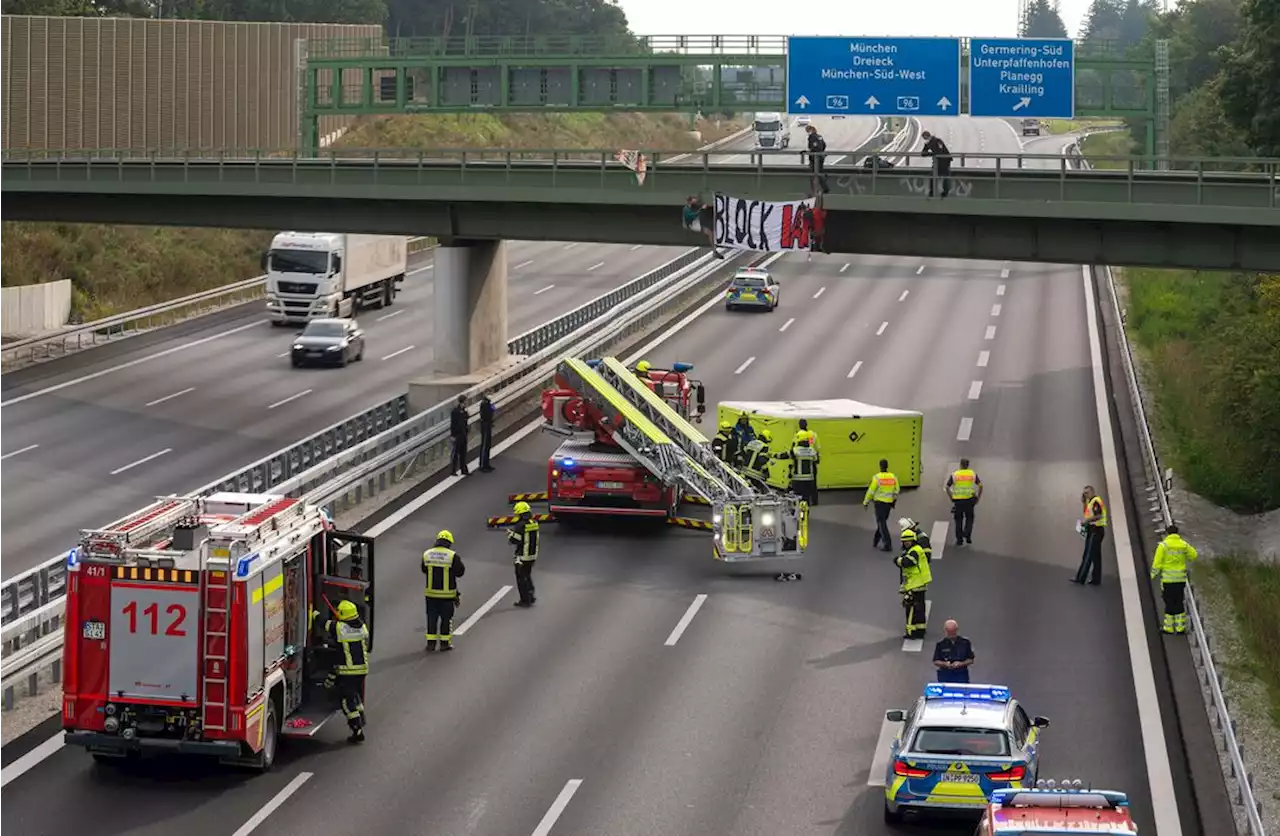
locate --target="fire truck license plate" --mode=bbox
[82,620,106,640]
[596,481,624,489]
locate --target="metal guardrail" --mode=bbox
[1069,138,1266,836]
[0,236,437,367]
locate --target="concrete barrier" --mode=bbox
[1,280,71,339]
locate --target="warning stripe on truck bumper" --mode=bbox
[487,513,556,527]
[112,566,198,584]
[508,492,549,502]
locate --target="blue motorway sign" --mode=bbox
[786,37,962,117]
[968,38,1075,119]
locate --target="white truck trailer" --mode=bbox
[753,112,791,150]
[263,232,409,325]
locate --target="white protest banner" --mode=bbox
[713,194,815,252]
[615,149,647,186]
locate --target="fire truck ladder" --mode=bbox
[79,496,205,556]
[200,558,232,732]
[555,358,752,504]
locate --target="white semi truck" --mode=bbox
[753,112,790,150]
[263,232,409,325]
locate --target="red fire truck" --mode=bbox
[539,360,705,518]
[61,491,375,771]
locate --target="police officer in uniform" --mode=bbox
[1151,524,1198,634]
[945,458,983,546]
[478,393,497,472]
[449,395,470,476]
[895,528,932,639]
[712,420,736,463]
[508,501,540,607]
[422,530,466,652]
[863,459,901,551]
[1073,485,1108,585]
[313,599,370,743]
[788,438,819,507]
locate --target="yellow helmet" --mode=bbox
[759,429,772,442]
[901,528,918,541]
[513,501,532,515]
[437,530,454,544]
[636,360,652,373]
[337,599,359,621]
[720,420,733,430]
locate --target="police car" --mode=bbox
[975,783,1139,834]
[883,683,1050,823]
[725,267,780,312]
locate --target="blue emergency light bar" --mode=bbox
[585,359,602,368]
[235,552,261,578]
[560,457,576,469]
[990,788,1130,808]
[923,683,1011,702]
[671,362,694,373]
[66,547,80,568]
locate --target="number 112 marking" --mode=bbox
[122,601,188,636]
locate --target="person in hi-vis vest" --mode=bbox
[944,458,983,546]
[1072,485,1108,586]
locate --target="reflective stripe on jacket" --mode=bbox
[422,546,459,598]
[1085,496,1108,527]
[864,471,900,504]
[896,544,932,592]
[791,446,817,481]
[327,619,370,675]
[509,520,540,561]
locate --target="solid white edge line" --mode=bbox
[376,309,404,322]
[230,772,315,836]
[109,448,173,476]
[733,356,756,375]
[534,284,556,296]
[0,443,40,461]
[901,600,932,652]
[977,350,990,368]
[531,778,584,836]
[515,259,535,269]
[991,303,1002,317]
[898,290,910,302]
[381,345,415,361]
[629,244,643,251]
[866,715,900,786]
[664,594,708,646]
[563,242,579,250]
[930,521,950,560]
[813,286,826,299]
[956,417,974,442]
[984,325,998,340]
[0,732,65,788]
[875,321,889,336]
[145,387,196,407]
[847,361,863,379]
[778,317,795,332]
[267,389,313,410]
[1081,266,1182,834]
[968,380,983,400]
[454,585,514,636]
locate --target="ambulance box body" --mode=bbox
[717,399,923,489]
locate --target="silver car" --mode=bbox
[290,317,365,368]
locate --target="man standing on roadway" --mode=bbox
[920,131,952,199]
[864,459,901,551]
[478,393,496,473]
[933,620,975,682]
[449,395,470,476]
[312,599,370,743]
[803,124,830,193]
[793,419,820,498]
[896,528,932,639]
[945,458,983,546]
[1151,524,1198,634]
[508,501,540,607]
[788,437,819,507]
[422,530,466,652]
[1072,485,1108,586]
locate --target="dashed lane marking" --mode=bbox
[968,380,983,400]
[931,520,951,559]
[109,448,173,475]
[381,345,415,361]
[665,594,709,646]
[376,309,404,322]
[984,325,998,340]
[531,779,584,836]
[977,350,990,368]
[0,444,39,461]
[230,772,314,836]
[898,290,910,302]
[779,317,795,332]
[515,259,535,269]
[840,263,850,273]
[997,283,1007,296]
[991,303,1002,317]
[813,286,827,299]
[956,417,974,442]
[866,716,900,787]
[916,265,925,275]
[267,389,312,410]
[875,321,889,336]
[454,586,514,636]
[534,284,556,295]
[847,360,863,379]
[734,356,756,375]
[588,262,605,271]
[145,387,196,407]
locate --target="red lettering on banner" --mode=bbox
[779,204,810,250]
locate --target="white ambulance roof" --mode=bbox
[720,399,922,420]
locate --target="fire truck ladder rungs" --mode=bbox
[596,357,758,498]
[557,358,743,504]
[80,496,205,555]
[200,559,233,732]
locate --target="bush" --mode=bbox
[1207,555,1280,727]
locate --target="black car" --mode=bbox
[290,318,365,367]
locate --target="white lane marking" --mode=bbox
[665,594,709,646]
[840,263,850,273]
[901,600,932,652]
[515,260,535,269]
[231,772,315,836]
[898,290,910,302]
[997,283,1007,296]
[0,319,264,408]
[454,585,513,636]
[931,521,951,560]
[866,716,900,787]
[413,264,434,272]
[563,242,579,250]
[145,387,196,407]
[991,303,1002,317]
[956,417,974,442]
[376,309,404,322]
[630,244,644,251]
[875,321,889,336]
[588,261,605,272]
[847,361,863,379]
[381,345,415,361]
[109,447,172,475]
[277,351,290,358]
[0,732,64,788]
[977,350,990,368]
[534,284,556,295]
[813,286,826,299]
[778,317,795,333]
[0,443,40,461]
[734,356,756,375]
[968,380,983,400]
[267,389,313,410]
[916,265,925,275]
[984,325,998,340]
[532,779,584,836]
[1000,265,1010,280]
[1081,266,1181,832]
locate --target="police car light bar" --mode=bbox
[923,683,1011,702]
[672,362,694,373]
[585,359,602,368]
[990,788,1130,809]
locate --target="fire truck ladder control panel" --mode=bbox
[557,357,805,560]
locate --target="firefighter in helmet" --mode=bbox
[712,420,737,464]
[740,428,779,491]
[895,528,933,640]
[422,530,466,652]
[312,598,370,743]
[508,501,540,607]
[634,360,652,380]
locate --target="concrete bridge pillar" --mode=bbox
[408,239,514,414]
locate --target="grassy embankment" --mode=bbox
[1,113,745,323]
[1081,131,1280,730]
[1042,118,1125,135]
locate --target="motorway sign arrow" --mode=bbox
[795,95,810,109]
[937,96,951,111]
[865,96,880,110]
[1011,97,1032,111]
[969,37,1075,119]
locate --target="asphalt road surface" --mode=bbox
[1,235,1170,836]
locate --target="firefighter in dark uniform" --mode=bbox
[788,438,819,507]
[712,420,736,463]
[731,414,756,466]
[895,528,933,640]
[740,429,777,492]
[313,599,369,743]
[422,530,466,652]
[509,501,540,607]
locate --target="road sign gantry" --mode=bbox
[969,37,1076,119]
[785,36,962,117]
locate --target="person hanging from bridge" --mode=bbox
[920,131,952,199]
[1151,524,1197,634]
[803,124,830,194]
[683,195,725,259]
[801,192,828,261]
[422,530,466,652]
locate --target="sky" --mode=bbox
[616,0,1098,40]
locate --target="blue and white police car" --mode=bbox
[724,267,780,312]
[883,683,1050,823]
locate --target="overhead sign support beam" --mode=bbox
[785,36,962,117]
